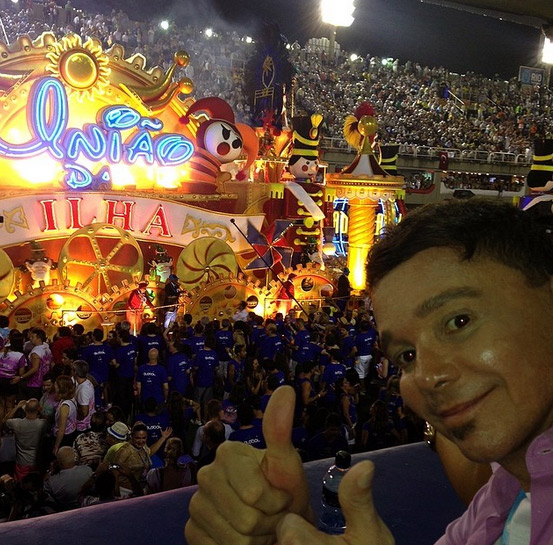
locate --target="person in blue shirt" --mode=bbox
[136,348,168,407]
[257,323,284,362]
[113,329,137,418]
[353,320,378,394]
[166,339,193,397]
[82,328,115,409]
[294,330,323,367]
[134,396,171,465]
[224,344,246,399]
[320,348,347,409]
[193,336,219,414]
[228,402,266,449]
[189,323,206,356]
[137,322,165,366]
[292,318,310,350]
[338,323,356,368]
[215,319,234,381]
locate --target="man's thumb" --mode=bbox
[340,460,395,543]
[262,386,311,515]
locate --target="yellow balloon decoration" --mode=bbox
[358,115,378,137]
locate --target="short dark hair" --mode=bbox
[368,199,553,292]
[237,402,254,426]
[31,328,47,342]
[92,328,103,342]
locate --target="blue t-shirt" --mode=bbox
[82,343,114,384]
[215,330,234,361]
[137,364,168,404]
[355,329,378,357]
[294,329,311,348]
[228,426,266,449]
[194,349,219,388]
[258,335,283,361]
[133,410,170,446]
[137,334,165,364]
[321,362,346,403]
[250,326,266,351]
[340,334,356,367]
[225,358,244,393]
[295,342,322,365]
[114,344,137,379]
[166,352,193,395]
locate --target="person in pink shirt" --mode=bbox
[52,375,78,456]
[14,328,52,400]
[186,200,553,545]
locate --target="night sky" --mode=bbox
[82,0,542,79]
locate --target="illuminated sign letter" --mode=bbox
[143,204,171,237]
[105,200,135,231]
[40,199,58,231]
[67,198,84,229]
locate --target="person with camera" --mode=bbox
[79,460,143,506]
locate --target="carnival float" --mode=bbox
[0,29,405,335]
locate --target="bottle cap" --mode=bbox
[335,450,351,469]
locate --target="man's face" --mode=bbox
[372,247,553,467]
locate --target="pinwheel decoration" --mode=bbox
[245,219,294,273]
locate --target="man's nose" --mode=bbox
[413,341,461,391]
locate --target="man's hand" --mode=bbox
[185,385,394,545]
[185,386,309,544]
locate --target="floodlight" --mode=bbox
[350,53,358,61]
[205,28,213,38]
[321,0,355,28]
[543,36,553,64]
[160,20,169,31]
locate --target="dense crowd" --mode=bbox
[0,1,551,158]
[0,299,423,520]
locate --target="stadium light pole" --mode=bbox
[542,26,553,87]
[321,0,355,63]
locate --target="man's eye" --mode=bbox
[397,349,416,367]
[446,314,471,332]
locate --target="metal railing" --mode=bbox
[320,139,532,166]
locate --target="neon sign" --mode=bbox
[0,77,195,190]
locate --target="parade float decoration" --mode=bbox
[0,32,405,334]
[326,102,406,291]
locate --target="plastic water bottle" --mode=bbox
[319,450,351,534]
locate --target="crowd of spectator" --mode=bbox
[0,300,422,521]
[442,172,525,193]
[0,0,550,160]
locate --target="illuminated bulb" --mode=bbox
[160,20,169,31]
[205,28,213,38]
[543,37,553,64]
[323,242,336,256]
[321,0,355,27]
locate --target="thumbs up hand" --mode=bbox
[185,386,394,545]
[185,386,311,544]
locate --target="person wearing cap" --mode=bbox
[335,266,352,312]
[126,281,154,335]
[103,421,131,463]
